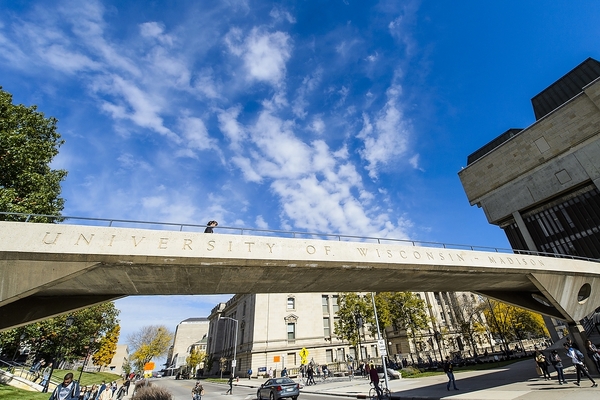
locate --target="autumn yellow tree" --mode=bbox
[186,348,206,375]
[92,325,120,367]
[128,325,173,371]
[483,299,549,350]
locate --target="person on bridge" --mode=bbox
[564,342,597,387]
[443,356,459,391]
[204,220,218,233]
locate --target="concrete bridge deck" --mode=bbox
[1,220,600,331]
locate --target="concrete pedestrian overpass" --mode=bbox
[1,220,600,332]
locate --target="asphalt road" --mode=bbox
[148,378,334,400]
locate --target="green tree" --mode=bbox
[92,325,120,367]
[380,292,430,357]
[128,325,173,371]
[0,87,67,221]
[333,293,374,358]
[0,302,120,362]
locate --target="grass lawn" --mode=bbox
[0,368,122,399]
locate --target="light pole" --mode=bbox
[11,332,26,362]
[370,292,389,393]
[433,331,444,362]
[354,312,363,362]
[219,317,238,375]
[43,316,74,393]
[77,336,96,383]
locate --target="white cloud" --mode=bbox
[217,106,247,150]
[179,115,217,152]
[358,84,411,178]
[270,7,297,24]
[226,27,292,86]
[139,22,174,45]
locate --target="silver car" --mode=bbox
[257,377,300,400]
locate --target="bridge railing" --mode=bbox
[1,212,598,263]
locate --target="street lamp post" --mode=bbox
[11,333,26,362]
[43,316,74,393]
[433,331,444,362]
[354,312,363,362]
[370,292,390,393]
[219,317,238,375]
[77,336,96,383]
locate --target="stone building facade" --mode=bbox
[205,291,490,376]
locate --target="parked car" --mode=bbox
[257,377,300,400]
[376,366,401,380]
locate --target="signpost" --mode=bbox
[299,348,309,365]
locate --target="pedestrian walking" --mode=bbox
[535,350,551,380]
[225,374,234,395]
[307,365,315,385]
[443,356,459,391]
[585,340,600,374]
[40,362,53,388]
[564,342,597,387]
[192,381,204,400]
[49,373,81,400]
[549,350,567,384]
[247,368,252,379]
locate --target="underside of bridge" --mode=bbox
[1,221,600,331]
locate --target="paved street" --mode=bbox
[134,359,600,400]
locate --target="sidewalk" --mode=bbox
[232,360,600,400]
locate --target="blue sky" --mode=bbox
[2,0,600,342]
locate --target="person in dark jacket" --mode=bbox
[443,356,459,391]
[204,221,218,233]
[49,373,80,400]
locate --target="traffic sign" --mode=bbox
[377,339,387,356]
[299,348,309,358]
[143,362,155,371]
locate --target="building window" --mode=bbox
[326,349,333,363]
[287,297,295,310]
[243,301,246,316]
[323,317,330,337]
[336,348,345,362]
[332,295,339,313]
[287,323,296,340]
[322,296,329,314]
[287,352,297,365]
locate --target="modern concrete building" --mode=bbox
[205,291,491,376]
[166,317,210,373]
[459,57,600,339]
[459,57,600,259]
[103,344,129,375]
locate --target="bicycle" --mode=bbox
[368,386,391,400]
